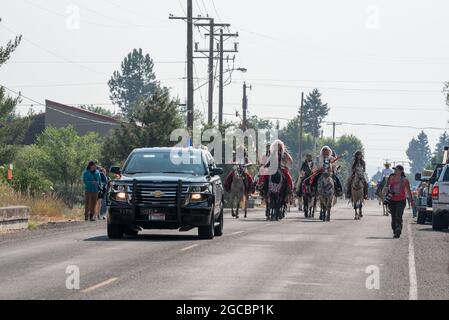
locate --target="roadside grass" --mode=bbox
[0,182,84,227]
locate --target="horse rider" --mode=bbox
[377,162,394,195]
[258,140,293,191]
[346,151,368,200]
[296,154,315,197]
[311,146,343,196]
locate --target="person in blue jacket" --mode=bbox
[83,160,101,221]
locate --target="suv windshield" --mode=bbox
[123,150,207,176]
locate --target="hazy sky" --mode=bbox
[1,0,448,175]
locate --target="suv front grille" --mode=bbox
[129,184,189,205]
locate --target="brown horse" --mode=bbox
[229,165,249,219]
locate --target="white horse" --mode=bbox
[317,170,335,222]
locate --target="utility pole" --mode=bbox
[169,1,212,130]
[242,82,251,131]
[207,18,215,125]
[219,29,224,126]
[196,27,238,126]
[298,92,304,166]
[186,0,193,131]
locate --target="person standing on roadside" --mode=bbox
[83,160,101,221]
[386,165,413,238]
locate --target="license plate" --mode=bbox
[148,211,165,221]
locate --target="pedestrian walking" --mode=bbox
[83,160,101,221]
[386,165,413,238]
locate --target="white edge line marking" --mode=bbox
[81,277,118,293]
[180,244,199,252]
[231,231,245,235]
[407,222,418,300]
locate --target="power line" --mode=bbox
[231,81,445,94]
[9,60,186,64]
[0,23,108,77]
[211,0,223,22]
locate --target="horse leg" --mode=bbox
[235,198,238,219]
[326,206,331,222]
[244,195,248,219]
[231,197,235,217]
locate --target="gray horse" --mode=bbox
[350,171,365,220]
[230,165,249,219]
[317,171,335,222]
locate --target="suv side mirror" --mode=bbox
[110,166,121,175]
[210,168,224,176]
[415,173,422,181]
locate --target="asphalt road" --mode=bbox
[0,201,447,300]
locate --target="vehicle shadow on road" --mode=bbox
[84,234,200,242]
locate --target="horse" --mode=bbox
[229,165,249,219]
[376,177,390,216]
[350,171,365,220]
[317,166,335,222]
[264,169,288,221]
[302,180,317,218]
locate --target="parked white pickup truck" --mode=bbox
[431,164,449,231]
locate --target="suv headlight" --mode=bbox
[189,184,212,203]
[111,183,129,202]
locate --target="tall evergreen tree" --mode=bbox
[433,131,449,163]
[302,89,330,139]
[101,87,184,168]
[108,48,157,119]
[406,131,432,174]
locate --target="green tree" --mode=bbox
[246,115,273,131]
[12,145,53,196]
[108,48,157,119]
[433,132,449,163]
[303,89,330,140]
[101,87,184,169]
[406,131,432,175]
[332,134,364,182]
[36,126,101,206]
[0,33,29,164]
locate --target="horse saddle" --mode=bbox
[268,170,284,194]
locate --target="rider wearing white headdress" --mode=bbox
[258,139,293,190]
[313,146,343,196]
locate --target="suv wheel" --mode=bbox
[214,201,224,237]
[107,224,124,239]
[198,210,215,240]
[432,213,444,231]
[417,210,427,225]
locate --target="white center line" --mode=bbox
[81,277,118,293]
[407,222,418,300]
[230,231,245,235]
[180,244,199,252]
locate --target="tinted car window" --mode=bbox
[123,151,206,176]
